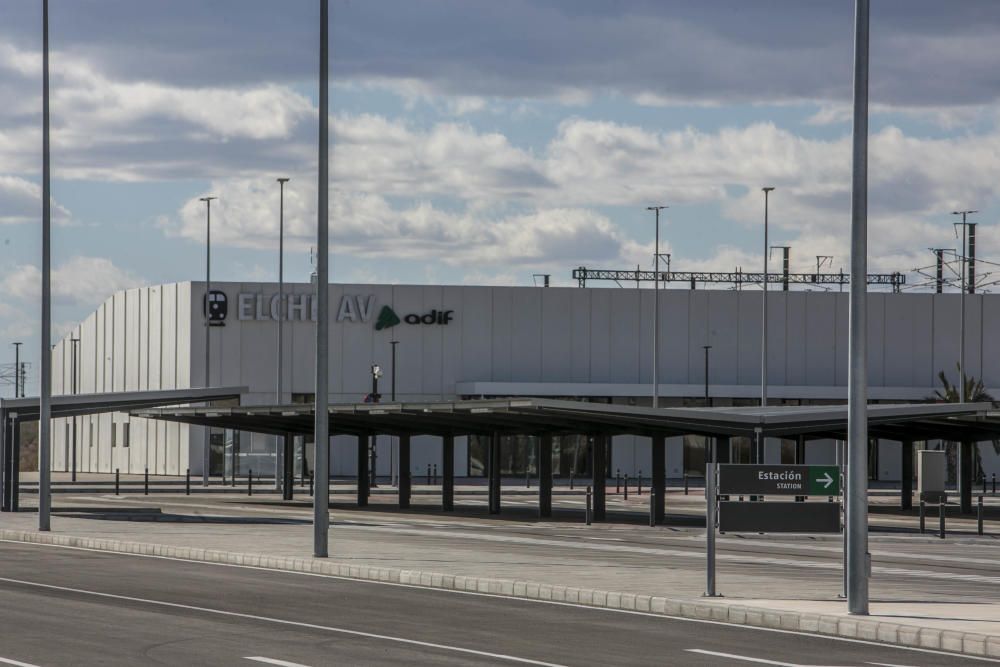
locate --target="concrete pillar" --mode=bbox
[716,435,731,464]
[10,419,19,512]
[591,434,606,521]
[795,435,806,464]
[398,434,411,509]
[538,434,553,518]
[489,432,501,514]
[960,440,973,514]
[652,434,665,524]
[900,440,913,511]
[442,434,454,512]
[356,434,369,507]
[282,433,294,501]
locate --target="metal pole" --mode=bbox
[390,340,398,401]
[13,342,20,398]
[313,0,331,558]
[703,345,711,405]
[939,501,945,539]
[978,495,984,536]
[39,0,52,532]
[952,211,976,403]
[70,338,78,481]
[276,177,289,492]
[648,205,667,409]
[200,195,216,486]
[705,462,718,597]
[846,0,871,616]
[761,187,774,414]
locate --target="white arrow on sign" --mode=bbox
[817,472,834,489]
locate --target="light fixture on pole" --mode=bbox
[200,195,217,486]
[952,210,977,404]
[647,205,668,409]
[846,0,871,617]
[759,186,775,464]
[314,0,331,558]
[275,177,290,492]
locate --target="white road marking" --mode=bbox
[245,657,313,667]
[0,575,566,667]
[3,541,995,664]
[0,657,41,667]
[685,649,852,666]
[867,662,921,667]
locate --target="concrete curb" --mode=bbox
[2,528,995,658]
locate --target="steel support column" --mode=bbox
[356,434,369,507]
[716,435,731,464]
[442,434,454,511]
[10,419,20,512]
[282,433,294,501]
[489,432,501,514]
[0,413,10,512]
[591,435,606,521]
[796,435,806,464]
[398,434,411,509]
[901,440,913,511]
[538,434,553,518]
[960,441,973,514]
[652,434,665,524]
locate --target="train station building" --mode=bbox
[48,281,1000,482]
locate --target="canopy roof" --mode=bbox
[132,397,1000,441]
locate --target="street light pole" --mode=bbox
[39,0,52,532]
[12,342,21,398]
[275,178,289,492]
[314,0,331,558]
[952,210,977,403]
[70,337,79,481]
[200,195,217,486]
[847,0,871,616]
[759,187,774,464]
[703,345,712,406]
[647,206,667,409]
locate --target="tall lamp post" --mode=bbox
[70,337,80,481]
[314,0,331,558]
[952,210,977,403]
[759,187,775,464]
[39,0,52,532]
[647,205,668,409]
[275,178,290,492]
[389,340,398,486]
[200,195,217,486]
[370,364,382,487]
[846,0,871,616]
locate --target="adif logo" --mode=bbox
[375,306,401,331]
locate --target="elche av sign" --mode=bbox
[228,292,454,327]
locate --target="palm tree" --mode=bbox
[930,364,997,484]
[933,364,993,403]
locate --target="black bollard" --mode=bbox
[586,485,592,525]
[115,468,120,496]
[994,473,997,496]
[616,469,621,494]
[939,502,945,539]
[427,464,431,486]
[649,486,655,527]
[309,473,314,497]
[919,500,926,534]
[433,464,438,485]
[186,468,191,496]
[979,496,984,536]
[570,471,574,490]
[144,468,149,496]
[637,470,642,496]
[684,473,689,496]
[248,468,253,497]
[624,474,629,501]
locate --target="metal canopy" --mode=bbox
[1,386,249,420]
[132,398,1000,441]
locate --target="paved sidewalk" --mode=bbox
[2,496,999,658]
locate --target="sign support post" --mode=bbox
[705,462,720,597]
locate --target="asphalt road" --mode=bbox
[0,541,990,666]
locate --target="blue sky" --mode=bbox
[2,0,1000,394]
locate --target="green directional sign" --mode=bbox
[807,466,840,495]
[719,464,841,496]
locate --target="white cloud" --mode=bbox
[2,256,142,307]
[0,175,72,225]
